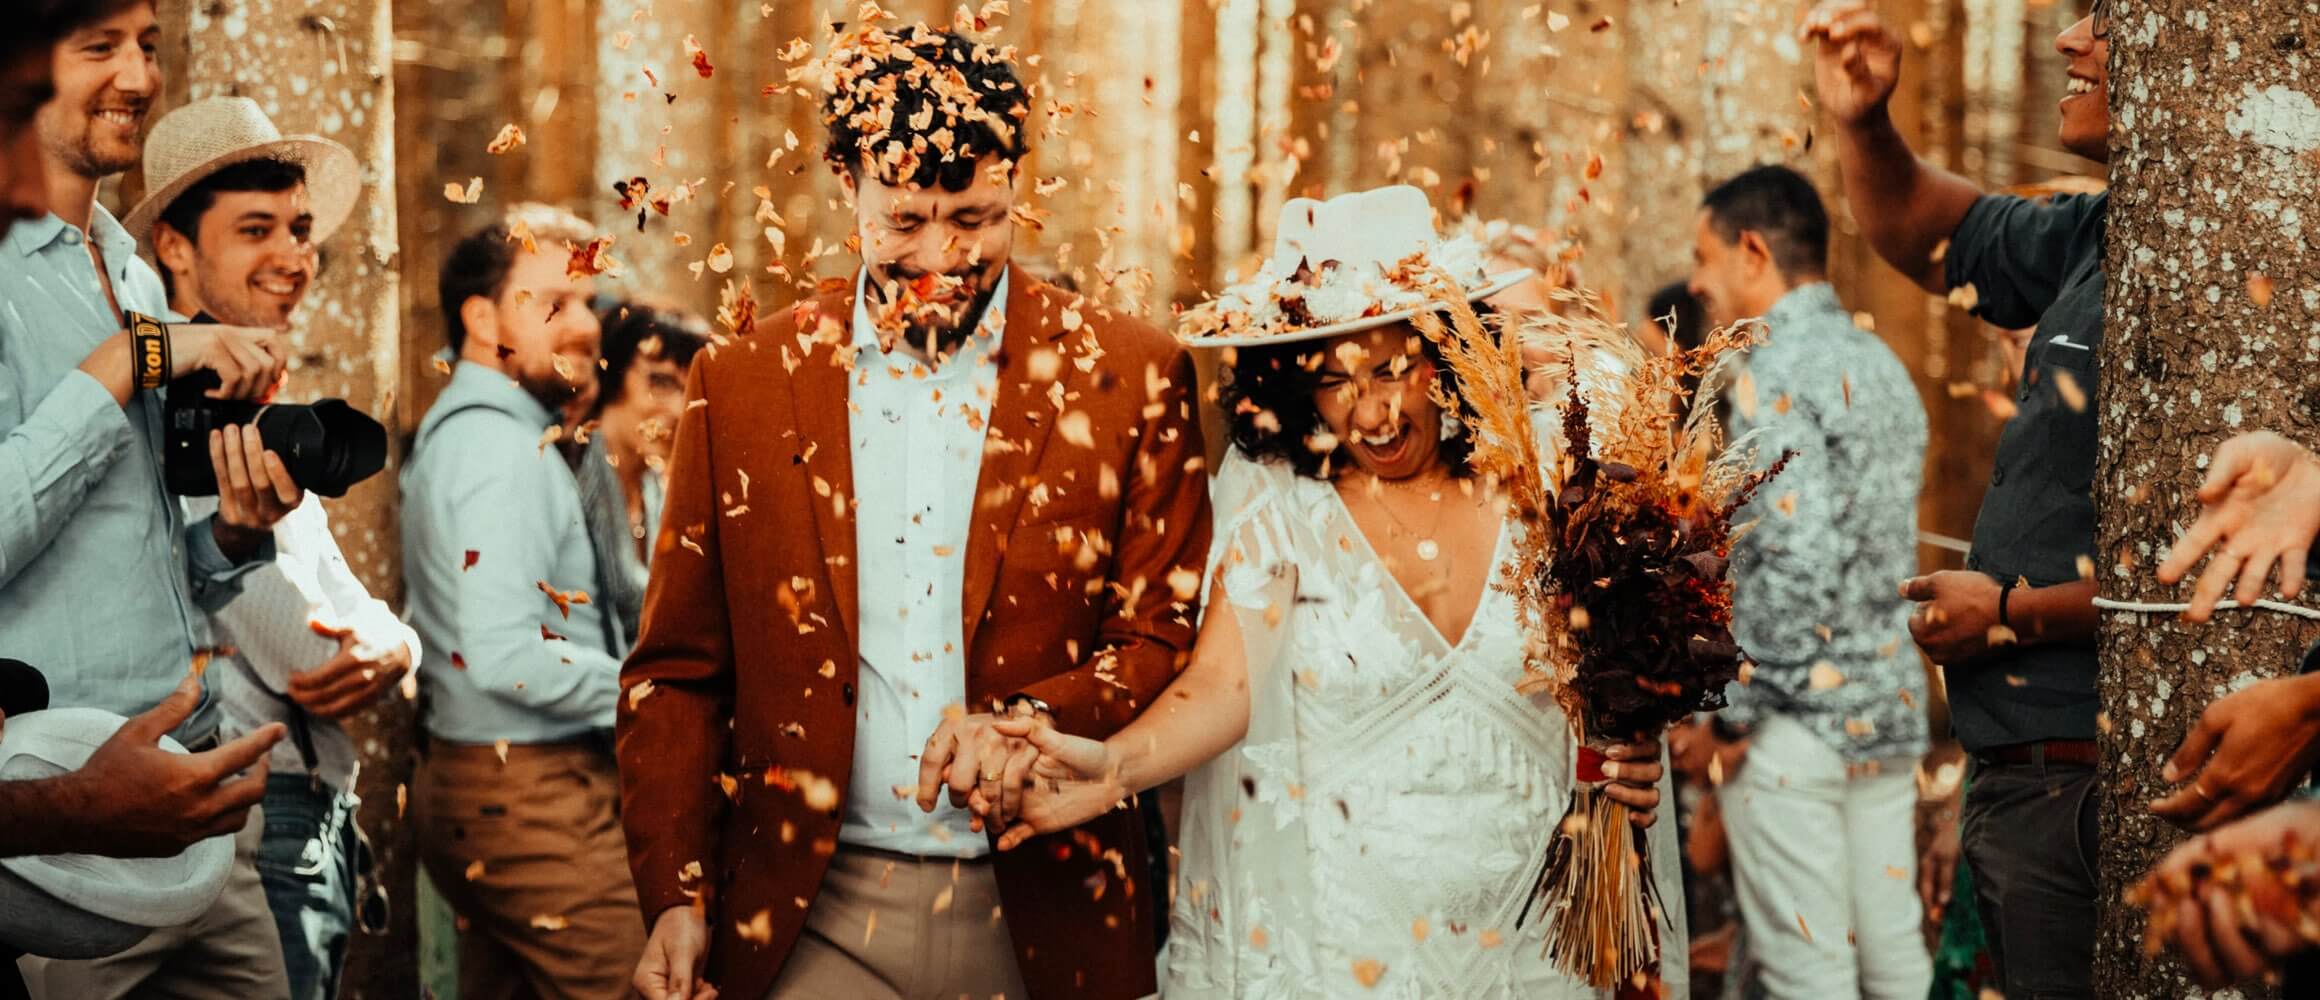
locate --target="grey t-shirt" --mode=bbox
[1943,191,2107,752]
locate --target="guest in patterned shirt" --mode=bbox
[1688,163,1933,1000]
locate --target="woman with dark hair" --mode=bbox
[575,299,710,640]
[973,186,1686,998]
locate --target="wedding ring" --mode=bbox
[2190,782,2216,802]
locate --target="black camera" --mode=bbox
[162,371,388,499]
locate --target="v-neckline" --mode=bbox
[1324,480,1511,653]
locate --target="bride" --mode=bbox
[970,187,1686,998]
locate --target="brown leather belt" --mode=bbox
[1976,738,2099,767]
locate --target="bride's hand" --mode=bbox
[1601,736,1665,828]
[973,716,1131,851]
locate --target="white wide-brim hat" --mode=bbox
[0,707,235,959]
[122,96,360,258]
[1177,184,1533,348]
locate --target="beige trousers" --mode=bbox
[16,808,290,1000]
[765,847,1029,1000]
[412,739,643,1000]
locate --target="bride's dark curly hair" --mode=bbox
[1217,318,1483,480]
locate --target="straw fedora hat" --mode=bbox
[1176,184,1532,348]
[121,96,360,256]
[0,707,235,959]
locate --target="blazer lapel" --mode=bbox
[960,276,1070,655]
[785,286,863,652]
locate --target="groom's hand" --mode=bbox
[634,905,716,1000]
[917,709,1047,830]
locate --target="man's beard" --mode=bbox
[514,357,589,411]
[867,265,1004,357]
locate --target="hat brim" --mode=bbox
[122,136,361,260]
[0,708,235,929]
[1180,268,1535,348]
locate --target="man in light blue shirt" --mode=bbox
[402,203,640,997]
[4,3,308,998]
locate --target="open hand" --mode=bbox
[2150,673,2320,831]
[2154,431,2320,622]
[66,673,284,857]
[289,629,413,719]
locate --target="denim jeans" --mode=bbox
[253,775,362,1000]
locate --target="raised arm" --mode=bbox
[1806,2,1984,294]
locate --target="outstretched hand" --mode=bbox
[2154,431,2320,623]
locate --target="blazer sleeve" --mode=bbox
[616,357,736,923]
[1019,346,1212,738]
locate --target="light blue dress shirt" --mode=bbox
[0,207,260,740]
[402,360,624,744]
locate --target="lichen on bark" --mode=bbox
[2095,2,2320,997]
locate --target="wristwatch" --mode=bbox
[997,693,1053,720]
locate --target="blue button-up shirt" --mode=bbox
[0,206,258,739]
[403,361,624,744]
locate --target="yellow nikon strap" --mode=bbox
[125,311,170,390]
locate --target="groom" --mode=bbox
[618,19,1211,1000]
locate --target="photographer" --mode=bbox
[127,96,407,1000]
[1,2,305,996]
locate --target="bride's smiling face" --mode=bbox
[1312,323,1446,481]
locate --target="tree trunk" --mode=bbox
[156,1,410,996]
[2095,2,2320,996]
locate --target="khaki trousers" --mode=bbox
[17,808,290,1000]
[766,847,1028,1000]
[413,738,643,1000]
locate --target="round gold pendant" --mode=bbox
[1416,539,1441,562]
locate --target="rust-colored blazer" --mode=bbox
[617,272,1210,1000]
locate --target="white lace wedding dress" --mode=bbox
[1162,450,1687,999]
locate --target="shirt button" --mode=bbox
[1991,468,2006,486]
[62,230,81,246]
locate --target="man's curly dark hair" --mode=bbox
[1218,323,1481,481]
[819,28,1031,192]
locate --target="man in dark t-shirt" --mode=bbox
[1806,3,2114,996]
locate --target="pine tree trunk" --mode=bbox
[2094,2,2320,995]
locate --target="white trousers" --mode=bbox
[1716,715,1931,1000]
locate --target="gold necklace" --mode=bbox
[1367,474,1452,562]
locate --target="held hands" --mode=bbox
[2140,799,2320,989]
[2154,431,2320,623]
[288,627,413,719]
[2150,673,2320,832]
[1802,2,1904,128]
[633,905,718,1000]
[1899,571,2005,665]
[915,708,1053,834]
[976,716,1128,852]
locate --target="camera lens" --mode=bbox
[162,374,388,498]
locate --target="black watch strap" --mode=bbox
[1997,575,2020,629]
